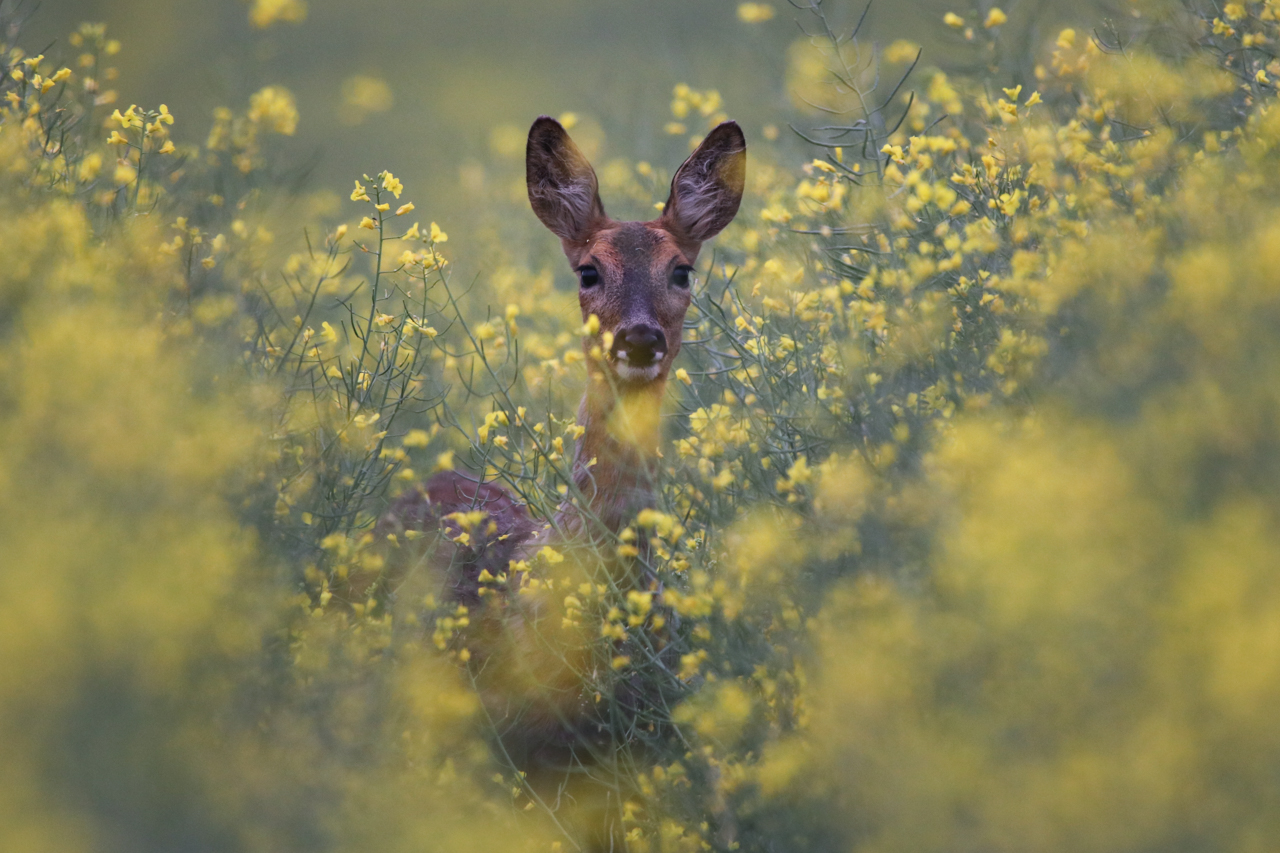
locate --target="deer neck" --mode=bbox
[560,373,664,536]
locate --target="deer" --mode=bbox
[373,115,746,773]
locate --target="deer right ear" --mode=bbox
[526,116,607,244]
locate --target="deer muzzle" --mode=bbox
[611,324,667,382]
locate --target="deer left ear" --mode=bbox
[661,121,746,246]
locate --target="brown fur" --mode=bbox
[374,472,537,608]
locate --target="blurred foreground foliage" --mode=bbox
[3,2,1280,851]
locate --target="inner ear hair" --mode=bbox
[526,116,607,243]
[662,121,747,246]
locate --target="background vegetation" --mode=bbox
[3,0,1280,850]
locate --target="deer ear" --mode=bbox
[526,116,607,244]
[661,121,746,246]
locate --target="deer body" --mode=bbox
[377,116,745,762]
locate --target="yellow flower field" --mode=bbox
[3,2,1280,850]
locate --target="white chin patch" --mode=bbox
[614,362,663,383]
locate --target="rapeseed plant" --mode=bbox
[5,1,1280,850]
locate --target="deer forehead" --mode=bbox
[577,222,688,271]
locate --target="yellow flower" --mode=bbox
[157,104,174,125]
[675,368,692,385]
[113,161,136,185]
[111,106,139,128]
[395,202,414,216]
[984,7,1007,27]
[737,3,775,23]
[1223,3,1246,21]
[943,11,964,27]
[359,216,376,229]
[157,140,175,154]
[381,171,403,198]
[538,546,565,564]
[77,152,102,181]
[429,222,447,243]
[247,85,298,135]
[248,0,308,29]
[350,180,369,201]
[338,75,393,126]
[106,130,128,146]
[883,40,920,64]
[777,455,812,493]
[402,428,430,448]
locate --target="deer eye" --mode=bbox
[577,266,600,288]
[671,265,694,289]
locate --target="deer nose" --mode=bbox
[613,324,667,367]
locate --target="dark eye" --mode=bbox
[578,266,600,288]
[671,266,694,289]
